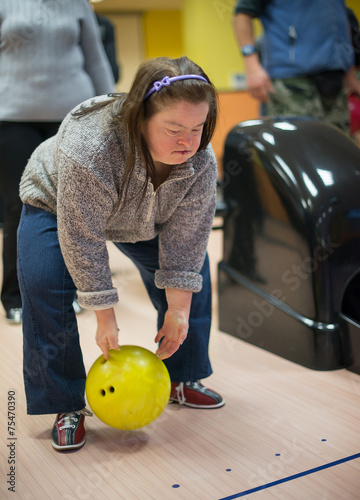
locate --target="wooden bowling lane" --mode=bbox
[1,227,359,499]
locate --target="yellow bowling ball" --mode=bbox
[85,345,171,430]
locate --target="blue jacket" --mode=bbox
[235,0,354,79]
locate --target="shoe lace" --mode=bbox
[175,382,186,404]
[174,381,207,404]
[79,408,93,417]
[187,381,207,393]
[58,408,93,430]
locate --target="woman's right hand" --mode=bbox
[95,308,120,359]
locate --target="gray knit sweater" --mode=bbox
[19,97,218,310]
[0,0,114,121]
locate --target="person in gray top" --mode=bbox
[18,56,225,452]
[0,0,115,324]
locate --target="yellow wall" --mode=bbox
[142,4,247,91]
[182,0,241,91]
[143,10,184,59]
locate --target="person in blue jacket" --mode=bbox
[233,0,360,132]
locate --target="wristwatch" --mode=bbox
[241,44,256,56]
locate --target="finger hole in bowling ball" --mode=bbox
[101,389,106,396]
[109,386,115,393]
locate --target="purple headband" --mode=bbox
[144,74,209,99]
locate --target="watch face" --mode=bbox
[242,44,256,56]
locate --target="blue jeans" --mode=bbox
[17,205,212,415]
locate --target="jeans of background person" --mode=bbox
[0,121,60,312]
[267,74,349,132]
[17,204,213,415]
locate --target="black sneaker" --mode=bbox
[170,381,225,409]
[51,408,92,451]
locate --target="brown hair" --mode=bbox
[73,56,218,197]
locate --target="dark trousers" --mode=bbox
[0,121,60,311]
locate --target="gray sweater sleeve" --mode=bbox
[155,149,218,293]
[56,150,119,310]
[79,2,115,96]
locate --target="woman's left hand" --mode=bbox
[154,288,192,360]
[155,308,188,360]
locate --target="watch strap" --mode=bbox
[241,44,256,56]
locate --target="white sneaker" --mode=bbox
[5,308,22,325]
